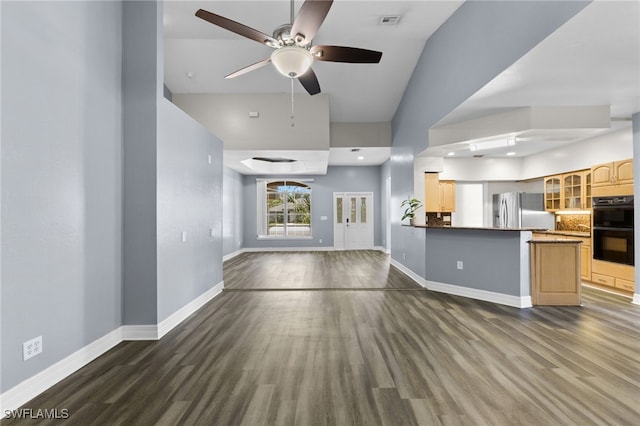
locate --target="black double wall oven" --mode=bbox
[592,196,634,266]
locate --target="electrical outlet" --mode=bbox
[23,336,43,361]
[403,253,406,260]
[182,231,187,243]
[457,261,463,270]
[319,239,323,244]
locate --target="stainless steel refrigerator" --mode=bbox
[492,192,554,229]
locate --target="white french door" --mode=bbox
[333,192,373,250]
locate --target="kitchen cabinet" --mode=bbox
[532,233,591,281]
[563,170,592,210]
[440,180,456,212]
[591,259,634,293]
[424,173,456,212]
[529,240,581,305]
[580,243,591,281]
[592,159,633,196]
[544,175,562,211]
[545,170,591,211]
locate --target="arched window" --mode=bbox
[257,179,312,238]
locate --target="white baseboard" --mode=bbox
[389,258,531,308]
[390,258,427,287]
[0,328,122,415]
[0,281,225,415]
[374,246,390,254]
[242,246,335,252]
[222,250,243,261]
[121,281,225,341]
[633,293,640,305]
[426,280,532,308]
[157,281,224,338]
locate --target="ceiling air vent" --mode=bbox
[473,155,485,158]
[379,15,400,25]
[252,157,296,163]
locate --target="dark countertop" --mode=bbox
[412,225,550,232]
[529,238,583,244]
[534,230,591,238]
[412,226,591,237]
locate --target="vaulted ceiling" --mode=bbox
[163,1,640,170]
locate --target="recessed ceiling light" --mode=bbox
[447,152,455,156]
[506,152,516,156]
[357,156,364,160]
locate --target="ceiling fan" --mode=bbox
[195,0,383,95]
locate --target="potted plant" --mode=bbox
[401,197,423,225]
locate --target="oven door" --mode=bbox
[593,205,633,228]
[593,228,634,266]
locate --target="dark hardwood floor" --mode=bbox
[223,251,420,290]
[5,251,640,425]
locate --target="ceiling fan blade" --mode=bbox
[290,0,334,45]
[310,45,383,63]
[225,58,272,79]
[298,68,321,95]
[195,9,278,47]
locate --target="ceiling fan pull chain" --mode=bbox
[291,78,295,127]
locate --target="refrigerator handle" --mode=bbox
[501,198,508,228]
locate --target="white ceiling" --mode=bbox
[163,0,640,170]
[428,0,640,158]
[164,1,463,122]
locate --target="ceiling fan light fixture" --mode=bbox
[271,46,313,78]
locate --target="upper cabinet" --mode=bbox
[544,175,562,211]
[544,170,591,211]
[592,159,633,196]
[440,180,456,212]
[425,173,456,213]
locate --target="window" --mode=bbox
[257,179,312,238]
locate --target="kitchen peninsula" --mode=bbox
[413,226,541,308]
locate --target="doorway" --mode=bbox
[333,192,373,250]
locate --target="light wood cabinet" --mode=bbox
[530,241,581,305]
[424,173,456,212]
[592,159,633,196]
[580,244,591,281]
[591,259,635,293]
[533,233,591,281]
[544,175,562,211]
[545,170,591,211]
[440,180,456,212]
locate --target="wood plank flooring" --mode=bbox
[223,251,420,290]
[5,251,640,425]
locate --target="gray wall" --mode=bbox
[242,166,382,248]
[122,0,160,325]
[424,229,525,296]
[1,0,227,395]
[223,166,244,257]
[390,0,590,278]
[1,1,123,392]
[380,160,391,250]
[157,100,224,322]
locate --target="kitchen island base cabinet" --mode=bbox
[530,241,581,306]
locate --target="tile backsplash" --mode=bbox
[425,212,452,227]
[555,213,591,232]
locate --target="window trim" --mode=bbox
[256,178,313,240]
